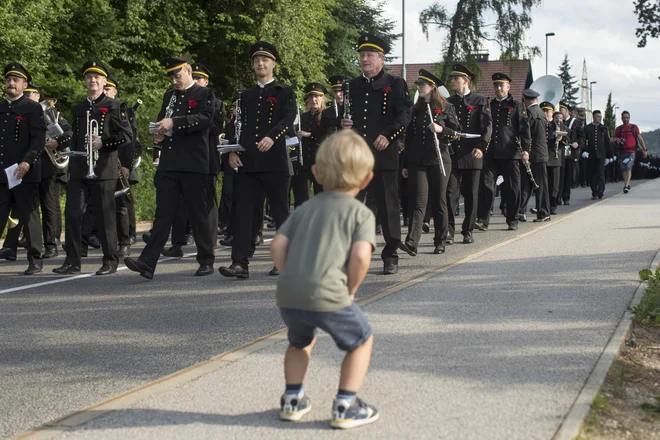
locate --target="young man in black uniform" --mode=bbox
[582,110,611,200]
[559,102,583,205]
[54,60,132,275]
[125,56,216,279]
[520,89,551,222]
[218,42,296,279]
[446,63,492,244]
[476,72,528,232]
[340,33,412,275]
[0,63,46,274]
[318,75,349,142]
[544,106,566,215]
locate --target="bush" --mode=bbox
[633,267,660,324]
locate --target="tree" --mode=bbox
[419,0,542,80]
[634,0,660,47]
[604,92,616,136]
[557,54,579,107]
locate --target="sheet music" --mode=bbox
[4,164,22,189]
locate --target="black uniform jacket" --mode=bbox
[403,102,461,167]
[564,116,584,161]
[208,97,225,175]
[318,101,342,142]
[0,95,46,184]
[447,91,492,169]
[121,105,143,184]
[487,95,529,160]
[156,84,215,175]
[226,81,296,174]
[583,123,611,159]
[526,104,548,164]
[42,112,72,180]
[346,70,412,171]
[547,120,567,167]
[297,111,322,171]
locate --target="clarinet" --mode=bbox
[342,81,351,120]
[516,138,539,190]
[426,103,446,177]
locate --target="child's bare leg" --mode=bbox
[284,337,316,384]
[338,335,374,391]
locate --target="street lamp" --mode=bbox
[614,105,619,125]
[545,32,555,75]
[590,81,597,111]
[401,0,406,85]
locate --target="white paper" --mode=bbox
[286,137,300,148]
[5,164,22,189]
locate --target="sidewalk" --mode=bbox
[43,180,660,440]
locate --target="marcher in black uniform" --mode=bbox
[218,42,296,279]
[559,102,583,205]
[290,82,326,207]
[340,33,412,274]
[544,106,566,215]
[124,56,215,279]
[318,75,349,142]
[520,89,551,222]
[53,60,132,275]
[446,63,492,244]
[582,110,611,200]
[399,69,459,255]
[0,63,46,274]
[475,72,529,232]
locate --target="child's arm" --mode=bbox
[270,233,289,272]
[347,240,373,299]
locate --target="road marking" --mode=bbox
[13,180,651,439]
[0,240,273,296]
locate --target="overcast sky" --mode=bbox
[381,0,660,131]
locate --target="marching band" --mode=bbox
[0,33,655,278]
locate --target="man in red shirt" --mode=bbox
[614,111,648,193]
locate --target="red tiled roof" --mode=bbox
[386,60,534,100]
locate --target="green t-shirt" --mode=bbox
[275,191,376,312]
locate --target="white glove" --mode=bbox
[623,158,630,164]
[604,158,610,166]
[582,151,589,159]
[496,175,504,186]
[613,156,617,162]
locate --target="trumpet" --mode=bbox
[85,110,99,179]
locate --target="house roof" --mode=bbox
[386,59,534,100]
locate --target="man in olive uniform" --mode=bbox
[446,63,492,244]
[583,110,611,200]
[341,33,412,274]
[218,42,296,279]
[476,72,529,232]
[125,56,216,279]
[53,60,132,275]
[0,63,46,274]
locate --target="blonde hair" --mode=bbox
[315,130,374,191]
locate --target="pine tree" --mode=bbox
[604,92,616,136]
[557,54,579,107]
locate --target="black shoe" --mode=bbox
[124,257,153,280]
[220,235,234,246]
[454,208,460,216]
[0,247,17,261]
[195,264,214,276]
[269,266,280,276]
[264,214,273,222]
[446,236,454,245]
[624,185,630,194]
[591,196,597,200]
[507,222,519,231]
[96,264,117,276]
[550,207,558,215]
[83,235,101,249]
[376,224,382,235]
[402,218,409,227]
[557,200,563,206]
[598,195,603,200]
[42,247,58,259]
[254,235,264,247]
[530,208,538,215]
[383,263,398,275]
[117,245,131,258]
[53,264,81,275]
[64,243,88,258]
[462,232,474,244]
[422,222,430,233]
[518,213,527,222]
[185,234,195,245]
[267,222,276,229]
[533,216,551,222]
[24,263,43,275]
[433,244,445,254]
[129,236,136,245]
[162,246,183,258]
[398,242,417,257]
[142,232,151,244]
[17,236,27,248]
[475,221,488,231]
[218,263,249,279]
[563,201,570,206]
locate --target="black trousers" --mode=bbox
[0,183,42,264]
[127,186,137,238]
[171,174,217,247]
[477,159,521,227]
[207,174,218,246]
[290,169,321,208]
[588,158,606,197]
[531,162,550,218]
[218,168,235,229]
[406,163,450,248]
[138,171,214,270]
[547,165,561,208]
[447,168,480,237]
[232,171,290,267]
[115,192,132,247]
[366,169,401,265]
[39,175,62,250]
[561,160,576,202]
[65,179,117,267]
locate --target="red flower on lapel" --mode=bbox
[14,115,23,122]
[467,105,475,111]
[383,86,392,93]
[266,96,277,104]
[317,121,321,126]
[434,109,442,115]
[188,100,198,108]
[100,108,109,114]
[508,106,515,111]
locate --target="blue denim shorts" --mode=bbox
[619,152,636,171]
[279,302,372,352]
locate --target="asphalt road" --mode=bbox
[0,180,649,438]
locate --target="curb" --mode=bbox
[553,247,660,440]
